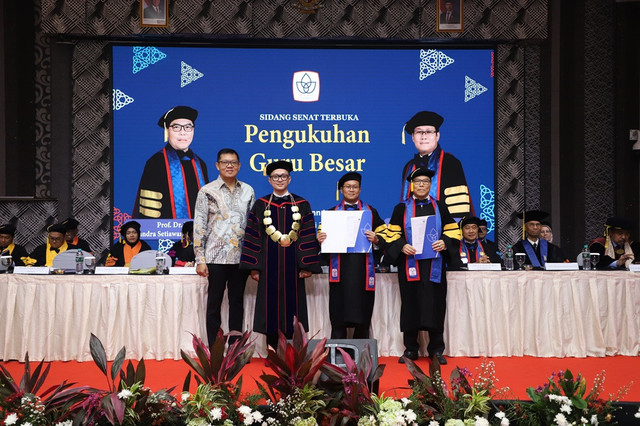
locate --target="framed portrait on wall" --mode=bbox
[437,0,464,32]
[140,0,168,27]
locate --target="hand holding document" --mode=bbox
[411,215,438,260]
[320,210,372,253]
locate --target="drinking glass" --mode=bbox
[155,255,165,274]
[0,255,11,268]
[589,252,600,270]
[515,253,526,270]
[84,256,96,274]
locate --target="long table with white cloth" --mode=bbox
[0,271,638,362]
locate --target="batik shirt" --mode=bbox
[193,176,255,265]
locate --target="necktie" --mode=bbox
[50,247,59,253]
[345,204,357,210]
[447,12,451,23]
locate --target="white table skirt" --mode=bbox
[445,271,640,357]
[1,271,638,361]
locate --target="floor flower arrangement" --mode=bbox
[1,320,636,425]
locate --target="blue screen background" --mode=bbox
[112,45,495,248]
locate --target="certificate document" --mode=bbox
[320,210,372,253]
[411,215,438,260]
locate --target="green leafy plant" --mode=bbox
[0,353,88,424]
[72,333,180,426]
[403,357,505,424]
[257,317,329,403]
[179,329,259,425]
[180,328,254,388]
[320,344,385,424]
[508,369,631,426]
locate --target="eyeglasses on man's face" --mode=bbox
[169,124,195,132]
[342,185,360,190]
[218,160,239,167]
[414,130,437,137]
[412,179,431,186]
[270,174,290,181]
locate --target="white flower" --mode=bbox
[401,397,411,407]
[554,413,569,426]
[635,406,640,418]
[560,404,572,414]
[591,414,599,425]
[405,409,417,422]
[474,416,490,426]
[23,423,33,426]
[252,411,264,422]
[493,412,509,426]
[580,417,588,424]
[210,407,223,420]
[117,389,133,400]
[181,391,191,402]
[429,421,440,426]
[55,421,74,426]
[4,413,18,425]
[238,405,252,416]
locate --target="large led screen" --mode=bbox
[112,45,495,249]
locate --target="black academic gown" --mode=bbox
[589,236,640,269]
[70,236,92,253]
[240,194,321,338]
[1,243,29,266]
[324,201,386,334]
[447,238,502,270]
[512,238,566,268]
[30,243,77,266]
[169,241,195,266]
[106,240,152,267]
[381,198,457,333]
[400,149,472,219]
[133,145,209,219]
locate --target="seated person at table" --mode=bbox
[105,221,152,267]
[540,221,554,243]
[477,218,501,257]
[29,223,77,267]
[62,217,92,252]
[448,216,501,270]
[0,223,29,266]
[168,221,195,266]
[512,210,566,268]
[589,216,640,270]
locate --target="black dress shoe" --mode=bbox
[434,353,447,365]
[398,350,419,363]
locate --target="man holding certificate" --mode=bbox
[379,168,459,365]
[317,172,387,339]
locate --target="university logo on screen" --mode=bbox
[292,71,320,102]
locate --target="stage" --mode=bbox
[1,355,639,402]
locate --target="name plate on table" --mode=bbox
[95,266,129,275]
[629,264,640,272]
[13,266,50,275]
[467,263,502,271]
[169,266,197,275]
[545,262,579,271]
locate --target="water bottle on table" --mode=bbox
[504,245,514,271]
[75,249,84,274]
[581,244,591,270]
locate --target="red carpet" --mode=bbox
[2,355,638,402]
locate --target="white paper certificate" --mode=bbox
[320,210,372,253]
